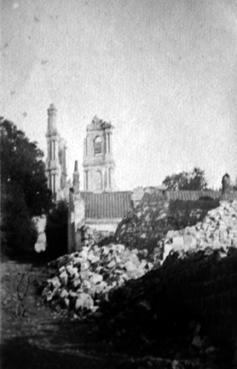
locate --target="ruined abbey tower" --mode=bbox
[83,116,115,192]
[45,104,67,199]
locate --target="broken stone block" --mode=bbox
[183,234,197,249]
[75,293,94,311]
[59,271,68,286]
[90,273,103,284]
[59,289,68,299]
[172,236,184,248]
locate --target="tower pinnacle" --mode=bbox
[47,103,57,134]
[45,104,67,199]
[73,160,80,193]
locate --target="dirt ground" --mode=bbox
[0,259,142,369]
[1,258,226,369]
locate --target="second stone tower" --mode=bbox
[83,116,115,192]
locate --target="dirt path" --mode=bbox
[1,258,224,369]
[0,259,136,369]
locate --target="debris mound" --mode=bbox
[100,201,237,363]
[101,248,237,367]
[42,244,152,316]
[161,200,237,261]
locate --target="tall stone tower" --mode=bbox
[73,160,80,194]
[83,116,115,192]
[45,104,67,199]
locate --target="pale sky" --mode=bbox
[1,0,237,190]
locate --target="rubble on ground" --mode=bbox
[160,200,237,261]
[100,247,237,367]
[43,200,237,317]
[41,200,237,366]
[42,243,152,316]
[99,201,237,365]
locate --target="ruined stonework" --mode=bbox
[33,215,47,253]
[83,116,115,192]
[45,104,67,199]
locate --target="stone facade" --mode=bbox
[83,116,115,192]
[45,104,67,200]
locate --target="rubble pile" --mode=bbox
[42,243,152,315]
[101,248,237,363]
[99,201,237,364]
[161,200,237,261]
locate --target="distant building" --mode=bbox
[83,116,115,192]
[70,158,132,232]
[45,104,67,199]
[45,105,237,253]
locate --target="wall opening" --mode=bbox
[94,136,102,155]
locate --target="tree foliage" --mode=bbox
[162,167,208,191]
[1,118,52,215]
[0,118,52,256]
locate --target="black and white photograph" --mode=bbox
[1,0,237,368]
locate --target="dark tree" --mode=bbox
[0,118,52,256]
[162,167,208,191]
